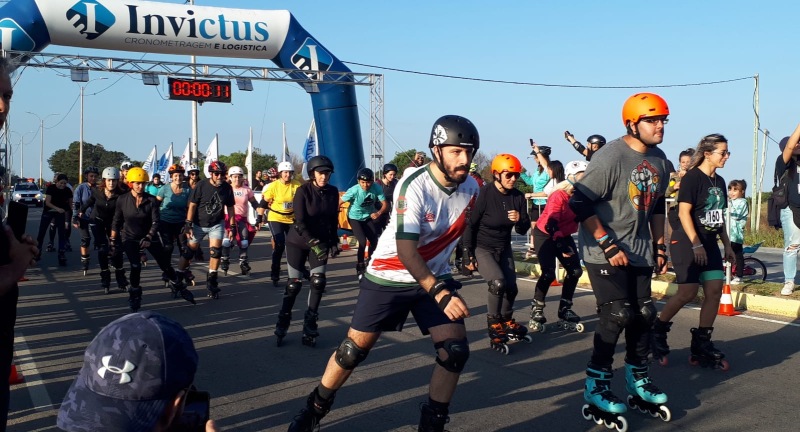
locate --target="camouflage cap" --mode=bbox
[57,311,198,432]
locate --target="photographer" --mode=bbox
[57,311,218,432]
[776,130,800,296]
[564,131,606,161]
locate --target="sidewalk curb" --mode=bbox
[516,260,800,320]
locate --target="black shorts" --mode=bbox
[350,277,463,335]
[670,230,724,284]
[584,263,653,305]
[528,203,544,223]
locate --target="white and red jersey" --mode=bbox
[365,165,480,286]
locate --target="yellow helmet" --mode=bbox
[126,166,149,183]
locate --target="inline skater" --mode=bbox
[569,93,672,427]
[186,164,202,190]
[520,143,551,259]
[111,167,195,311]
[118,161,132,193]
[274,156,340,347]
[36,173,73,266]
[257,161,301,286]
[462,153,531,354]
[221,166,260,276]
[340,167,387,277]
[565,132,606,161]
[528,160,588,333]
[145,173,164,196]
[453,163,485,270]
[72,166,99,275]
[156,164,194,287]
[651,134,734,370]
[376,163,399,233]
[177,161,235,299]
[287,115,480,432]
[77,167,128,293]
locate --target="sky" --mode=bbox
[3,0,800,192]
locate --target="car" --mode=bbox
[11,182,44,207]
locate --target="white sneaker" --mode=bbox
[781,281,794,296]
[730,277,742,285]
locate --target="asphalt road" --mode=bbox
[7,208,800,431]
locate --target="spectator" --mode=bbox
[376,163,399,233]
[564,131,606,161]
[727,179,749,285]
[520,143,552,259]
[776,130,800,295]
[56,311,218,432]
[402,151,427,177]
[145,173,164,196]
[666,148,695,210]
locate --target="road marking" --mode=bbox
[12,333,55,410]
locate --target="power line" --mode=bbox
[343,61,753,89]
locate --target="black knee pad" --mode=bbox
[566,266,583,280]
[539,270,556,285]
[310,273,326,294]
[334,337,370,370]
[598,299,633,330]
[209,246,222,259]
[284,279,303,297]
[638,297,657,326]
[434,338,470,373]
[487,279,505,296]
[182,247,196,260]
[80,237,91,248]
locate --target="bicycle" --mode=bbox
[730,242,767,283]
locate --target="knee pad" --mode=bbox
[239,239,249,249]
[638,297,657,326]
[222,238,232,248]
[284,279,303,297]
[487,279,505,296]
[209,246,222,259]
[566,266,583,280]
[539,270,556,285]
[182,247,196,260]
[80,237,91,248]
[334,337,370,370]
[310,273,327,293]
[598,299,633,329]
[434,338,470,373]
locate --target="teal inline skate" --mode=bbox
[624,362,671,422]
[582,367,628,431]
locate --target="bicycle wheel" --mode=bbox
[741,257,767,283]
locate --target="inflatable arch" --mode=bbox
[0,0,364,190]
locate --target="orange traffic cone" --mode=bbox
[718,284,741,316]
[341,235,350,251]
[364,241,370,259]
[9,363,23,385]
[550,261,562,287]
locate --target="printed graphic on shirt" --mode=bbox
[204,191,223,216]
[628,159,661,212]
[700,186,725,231]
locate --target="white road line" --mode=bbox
[12,333,55,410]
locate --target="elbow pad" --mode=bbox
[572,141,587,154]
[653,196,666,216]
[569,189,596,223]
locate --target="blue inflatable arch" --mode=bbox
[0,0,363,190]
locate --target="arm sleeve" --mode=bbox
[148,198,160,239]
[112,196,124,235]
[80,193,96,215]
[292,186,308,237]
[462,189,486,251]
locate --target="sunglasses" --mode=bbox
[501,172,521,179]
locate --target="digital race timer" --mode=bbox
[167,77,232,103]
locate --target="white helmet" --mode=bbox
[102,167,120,180]
[565,160,589,178]
[120,161,133,170]
[278,161,294,173]
[187,164,200,173]
[228,166,245,176]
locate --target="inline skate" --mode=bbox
[503,315,532,344]
[274,311,291,346]
[80,255,90,276]
[169,273,196,305]
[487,315,510,354]
[624,362,671,422]
[128,286,143,312]
[45,243,55,253]
[183,267,197,286]
[418,402,450,432]
[220,256,230,276]
[302,309,320,347]
[114,267,129,292]
[57,251,67,267]
[528,299,547,333]
[100,269,111,294]
[689,327,729,370]
[206,271,221,299]
[556,299,584,332]
[582,367,628,431]
[239,258,251,276]
[651,319,672,366]
[287,389,334,432]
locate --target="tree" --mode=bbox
[218,151,278,177]
[48,141,134,181]
[387,149,426,175]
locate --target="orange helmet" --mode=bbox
[491,153,522,174]
[622,92,669,126]
[168,164,185,175]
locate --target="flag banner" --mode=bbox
[245,127,253,187]
[203,135,219,178]
[282,122,290,162]
[142,146,158,178]
[157,145,173,181]
[301,120,317,181]
[180,140,191,169]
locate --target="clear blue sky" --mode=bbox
[6,0,799,192]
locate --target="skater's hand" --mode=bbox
[71,216,80,228]
[692,244,707,266]
[6,227,38,269]
[507,209,520,223]
[604,245,628,267]
[205,419,220,432]
[438,291,470,321]
[724,246,735,264]
[139,236,151,249]
[183,220,194,240]
[329,243,341,258]
[226,228,234,242]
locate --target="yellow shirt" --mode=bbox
[264,179,301,224]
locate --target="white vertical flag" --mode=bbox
[282,122,290,162]
[180,139,191,169]
[300,120,317,181]
[203,134,219,178]
[245,127,253,187]
[157,144,173,181]
[142,145,158,179]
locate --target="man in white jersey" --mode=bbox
[287,115,481,432]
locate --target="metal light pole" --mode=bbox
[76,78,106,184]
[26,112,59,188]
[9,130,34,179]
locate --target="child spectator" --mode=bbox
[728,179,749,284]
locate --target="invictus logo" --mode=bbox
[291,37,333,75]
[66,0,116,40]
[124,5,270,42]
[0,18,35,51]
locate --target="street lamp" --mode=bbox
[26,112,59,188]
[70,72,106,184]
[9,130,35,179]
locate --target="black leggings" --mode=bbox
[91,221,124,271]
[475,245,518,318]
[122,238,177,287]
[285,244,328,312]
[158,221,188,258]
[731,242,744,278]
[531,227,581,303]
[37,211,67,252]
[268,221,292,279]
[349,217,380,265]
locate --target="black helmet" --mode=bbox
[208,160,227,174]
[357,168,374,181]
[382,163,398,174]
[587,134,606,147]
[306,155,334,177]
[84,166,99,175]
[427,115,479,152]
[531,146,552,157]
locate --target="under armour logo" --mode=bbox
[600,269,609,275]
[98,355,136,384]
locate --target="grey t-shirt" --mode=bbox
[573,137,670,266]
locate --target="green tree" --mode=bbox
[387,149,425,174]
[217,151,278,177]
[48,141,134,181]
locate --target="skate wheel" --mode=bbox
[719,359,730,371]
[581,404,592,421]
[575,323,585,333]
[626,395,635,409]
[594,415,603,425]
[614,416,628,432]
[83,270,88,276]
[688,355,700,366]
[523,335,533,344]
[657,356,669,367]
[190,280,196,286]
[658,405,672,422]
[500,344,509,355]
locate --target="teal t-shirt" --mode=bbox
[342,183,386,221]
[145,183,163,196]
[521,168,550,205]
[157,183,191,223]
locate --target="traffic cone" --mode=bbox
[550,261,562,287]
[718,284,741,316]
[364,241,370,259]
[9,363,23,384]
[341,235,350,251]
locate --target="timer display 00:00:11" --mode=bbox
[167,77,232,103]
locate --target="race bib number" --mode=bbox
[283,202,293,210]
[705,209,723,224]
